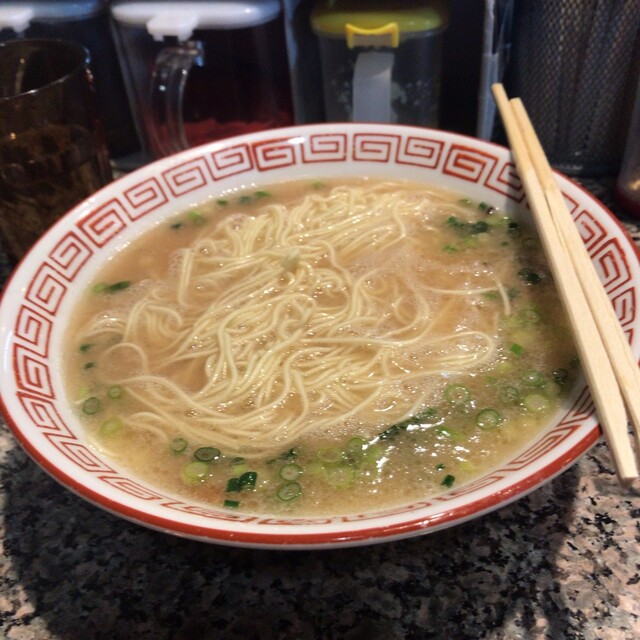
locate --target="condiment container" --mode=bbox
[0,0,139,158]
[310,0,449,126]
[110,1,294,160]
[615,73,640,219]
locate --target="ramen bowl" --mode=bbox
[1,123,639,549]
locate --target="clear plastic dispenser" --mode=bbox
[110,1,294,160]
[310,0,449,126]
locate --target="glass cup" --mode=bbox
[0,38,113,263]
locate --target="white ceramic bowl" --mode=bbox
[1,123,638,549]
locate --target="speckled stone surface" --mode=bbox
[0,178,639,640]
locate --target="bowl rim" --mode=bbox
[0,122,637,548]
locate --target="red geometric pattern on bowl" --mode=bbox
[18,393,71,435]
[44,434,116,473]
[15,305,52,357]
[13,344,53,398]
[395,135,444,168]
[2,125,638,547]
[591,237,632,295]
[162,157,212,198]
[48,230,93,280]
[253,137,298,170]
[209,143,253,179]
[77,198,129,247]
[574,208,608,253]
[301,133,348,163]
[484,160,524,200]
[610,287,636,329]
[25,263,68,315]
[353,133,399,163]
[99,475,168,501]
[443,144,498,184]
[123,177,169,219]
[162,501,261,523]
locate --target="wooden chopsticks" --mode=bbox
[492,83,640,486]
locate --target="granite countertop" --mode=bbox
[0,178,639,640]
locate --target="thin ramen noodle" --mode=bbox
[65,179,579,516]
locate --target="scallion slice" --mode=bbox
[441,474,455,488]
[444,383,471,405]
[317,447,342,465]
[476,408,502,430]
[181,461,209,484]
[99,416,123,437]
[279,463,302,481]
[194,447,221,462]
[277,482,301,502]
[170,437,188,454]
[82,396,100,415]
[107,385,123,399]
[239,471,258,489]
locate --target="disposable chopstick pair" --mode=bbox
[491,83,640,486]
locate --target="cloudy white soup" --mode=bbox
[65,179,579,516]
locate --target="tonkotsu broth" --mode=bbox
[65,179,580,516]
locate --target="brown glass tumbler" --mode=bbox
[0,39,113,263]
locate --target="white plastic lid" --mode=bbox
[0,2,102,30]
[111,1,281,41]
[0,7,34,32]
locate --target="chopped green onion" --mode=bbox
[444,383,471,405]
[499,386,521,405]
[279,463,303,481]
[346,437,368,455]
[194,447,221,462]
[181,461,209,484]
[107,385,123,399]
[509,343,524,357]
[553,368,569,385]
[216,199,229,206]
[436,463,446,471]
[518,268,543,285]
[277,482,301,502]
[325,464,356,488]
[542,380,562,398]
[170,437,188,454]
[83,362,95,370]
[441,474,456,488]
[231,462,248,475]
[223,499,240,509]
[79,343,93,353]
[99,416,123,437]
[188,210,205,225]
[82,396,100,415]
[93,280,131,294]
[226,477,241,492]
[517,306,541,325]
[255,190,271,198]
[523,393,550,413]
[476,408,502,430]
[238,471,258,489]
[522,369,545,387]
[362,443,385,463]
[317,447,343,465]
